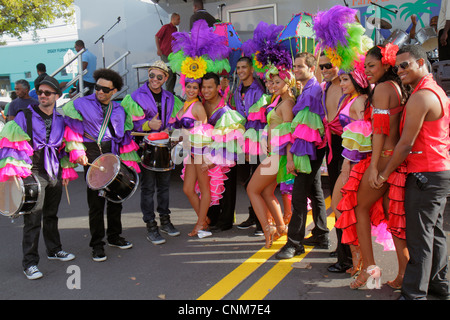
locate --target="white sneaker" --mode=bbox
[24,265,43,280]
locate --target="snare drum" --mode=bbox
[383,29,410,48]
[141,137,175,171]
[416,27,438,51]
[0,174,41,217]
[86,153,139,203]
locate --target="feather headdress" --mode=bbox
[168,20,231,93]
[313,5,373,72]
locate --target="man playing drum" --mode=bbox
[0,75,76,279]
[63,69,139,262]
[121,60,182,245]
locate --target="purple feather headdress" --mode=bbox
[313,5,357,50]
[241,21,283,57]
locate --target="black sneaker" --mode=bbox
[108,238,133,249]
[146,221,166,245]
[160,215,180,237]
[92,247,107,262]
[47,250,76,261]
[237,217,256,230]
[24,265,43,280]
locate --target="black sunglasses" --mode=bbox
[36,90,57,96]
[392,60,419,74]
[319,63,334,70]
[95,84,115,93]
[149,73,164,81]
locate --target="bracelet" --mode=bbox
[378,174,386,181]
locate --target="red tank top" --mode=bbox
[400,74,450,173]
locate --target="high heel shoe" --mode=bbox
[387,273,404,290]
[188,223,212,238]
[349,265,382,290]
[263,225,276,249]
[274,225,288,241]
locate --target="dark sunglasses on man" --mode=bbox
[392,60,420,74]
[319,63,334,70]
[95,84,115,93]
[36,90,58,96]
[149,73,164,81]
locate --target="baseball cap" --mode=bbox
[38,75,62,96]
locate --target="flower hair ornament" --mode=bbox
[241,21,285,79]
[168,20,231,94]
[313,5,373,72]
[379,42,399,67]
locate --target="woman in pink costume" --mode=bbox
[332,60,371,277]
[337,44,410,290]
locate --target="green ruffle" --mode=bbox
[271,122,292,138]
[244,128,261,142]
[214,109,246,130]
[342,139,372,153]
[277,155,296,184]
[121,94,145,118]
[341,130,372,147]
[0,120,30,142]
[190,133,213,147]
[205,57,231,75]
[291,107,324,135]
[248,94,272,113]
[293,155,312,174]
[210,141,243,154]
[0,157,32,170]
[60,156,77,169]
[172,96,183,118]
[62,101,83,121]
[65,140,86,153]
[120,151,141,163]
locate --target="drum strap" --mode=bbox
[84,102,114,154]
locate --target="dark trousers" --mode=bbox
[207,164,237,229]
[402,170,450,300]
[438,29,450,61]
[326,134,352,266]
[140,167,171,223]
[22,172,63,269]
[287,147,328,246]
[84,141,123,248]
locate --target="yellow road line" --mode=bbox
[198,196,333,300]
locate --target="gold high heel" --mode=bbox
[274,225,288,241]
[264,225,276,249]
[350,265,382,290]
[387,273,404,290]
[347,245,362,277]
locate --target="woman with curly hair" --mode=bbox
[337,44,411,290]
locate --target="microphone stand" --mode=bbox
[94,17,121,68]
[367,3,398,45]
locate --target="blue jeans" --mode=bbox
[140,166,171,223]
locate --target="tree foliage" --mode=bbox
[0,0,74,39]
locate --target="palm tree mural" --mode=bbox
[362,4,399,41]
[400,0,438,28]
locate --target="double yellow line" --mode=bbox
[198,196,334,300]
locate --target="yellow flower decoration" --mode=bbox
[324,47,342,69]
[253,51,264,69]
[181,56,207,79]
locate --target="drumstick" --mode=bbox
[65,184,70,205]
[87,162,105,171]
[13,175,20,190]
[131,132,149,137]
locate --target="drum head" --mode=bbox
[86,153,121,190]
[0,176,24,216]
[144,137,169,146]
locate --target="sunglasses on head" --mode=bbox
[95,84,115,93]
[392,60,420,74]
[319,63,333,70]
[36,90,57,97]
[149,73,164,81]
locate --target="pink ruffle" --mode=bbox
[180,158,228,206]
[132,114,146,121]
[292,124,322,143]
[122,160,141,173]
[244,139,262,156]
[64,126,84,142]
[0,138,34,156]
[62,168,78,181]
[371,222,395,251]
[247,108,267,122]
[120,140,139,154]
[270,133,293,147]
[212,130,244,143]
[0,165,32,182]
[69,149,86,163]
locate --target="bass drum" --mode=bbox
[86,153,139,203]
[0,174,41,217]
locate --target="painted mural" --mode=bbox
[349,0,442,43]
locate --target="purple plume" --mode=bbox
[313,5,357,49]
[241,21,284,57]
[172,20,231,60]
